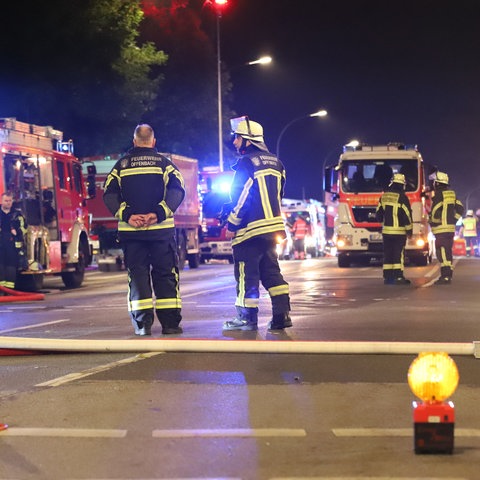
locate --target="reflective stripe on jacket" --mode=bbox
[429,187,464,235]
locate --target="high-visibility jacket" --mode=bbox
[462,216,477,237]
[429,186,464,235]
[292,217,309,239]
[375,185,413,235]
[227,146,286,247]
[103,147,185,241]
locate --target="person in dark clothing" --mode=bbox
[103,124,185,335]
[375,173,413,285]
[222,116,291,331]
[0,192,27,290]
[429,171,464,284]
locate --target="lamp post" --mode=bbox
[276,109,328,162]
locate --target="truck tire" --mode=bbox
[188,253,200,269]
[337,254,350,268]
[61,240,88,289]
[177,234,187,270]
[15,273,44,292]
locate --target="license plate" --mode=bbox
[369,233,382,242]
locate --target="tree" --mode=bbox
[0,0,167,155]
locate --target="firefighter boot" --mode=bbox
[268,313,293,331]
[223,307,258,331]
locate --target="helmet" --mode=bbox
[467,210,474,216]
[434,171,449,185]
[230,116,268,152]
[391,173,406,185]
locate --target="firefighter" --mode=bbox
[429,171,464,284]
[291,213,309,259]
[375,173,413,285]
[103,124,185,335]
[222,116,292,331]
[0,192,27,291]
[460,209,478,257]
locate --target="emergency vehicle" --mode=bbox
[324,142,434,268]
[82,153,201,270]
[0,118,94,290]
[277,198,326,259]
[198,167,234,264]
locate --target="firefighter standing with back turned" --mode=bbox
[375,173,413,285]
[460,209,478,257]
[221,116,292,331]
[103,124,185,336]
[429,171,464,284]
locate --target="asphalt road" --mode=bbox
[0,257,479,479]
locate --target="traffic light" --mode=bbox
[212,0,228,15]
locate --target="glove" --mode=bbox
[218,202,234,226]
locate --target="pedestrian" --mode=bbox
[222,116,292,331]
[0,192,27,291]
[375,173,413,285]
[103,124,185,336]
[429,171,464,285]
[460,209,478,257]
[291,213,309,260]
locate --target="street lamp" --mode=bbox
[276,109,328,162]
[247,56,272,66]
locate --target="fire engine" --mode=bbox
[277,198,326,259]
[82,153,201,271]
[324,142,434,268]
[198,167,234,264]
[0,118,94,290]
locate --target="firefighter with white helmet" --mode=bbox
[221,116,292,331]
[429,171,464,284]
[460,209,478,257]
[375,172,413,285]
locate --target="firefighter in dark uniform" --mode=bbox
[429,171,464,284]
[375,173,413,285]
[222,116,292,331]
[103,124,185,335]
[0,192,27,290]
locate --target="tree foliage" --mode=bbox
[1,0,166,155]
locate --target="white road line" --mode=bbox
[0,319,69,334]
[333,428,480,437]
[271,478,468,480]
[152,428,306,438]
[36,351,163,387]
[0,428,126,437]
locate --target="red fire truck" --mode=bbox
[324,142,435,268]
[0,118,94,290]
[82,153,201,270]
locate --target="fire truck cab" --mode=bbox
[324,142,434,268]
[0,118,93,290]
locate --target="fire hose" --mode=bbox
[0,285,45,302]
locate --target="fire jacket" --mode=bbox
[429,185,464,235]
[292,217,309,239]
[227,146,286,247]
[461,216,477,237]
[103,147,185,241]
[375,184,413,235]
[0,208,26,250]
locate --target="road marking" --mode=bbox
[0,428,126,437]
[333,428,480,437]
[36,352,163,387]
[271,477,468,480]
[152,428,306,438]
[0,319,69,334]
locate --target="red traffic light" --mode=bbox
[213,0,228,14]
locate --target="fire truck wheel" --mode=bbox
[177,233,187,271]
[337,254,351,268]
[15,273,44,292]
[188,253,200,269]
[61,241,88,288]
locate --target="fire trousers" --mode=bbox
[434,232,454,278]
[382,233,407,280]
[232,237,290,315]
[122,237,182,330]
[0,239,18,289]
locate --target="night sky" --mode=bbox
[218,1,480,207]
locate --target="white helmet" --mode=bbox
[230,116,268,152]
[391,173,406,185]
[466,209,474,216]
[434,171,449,185]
